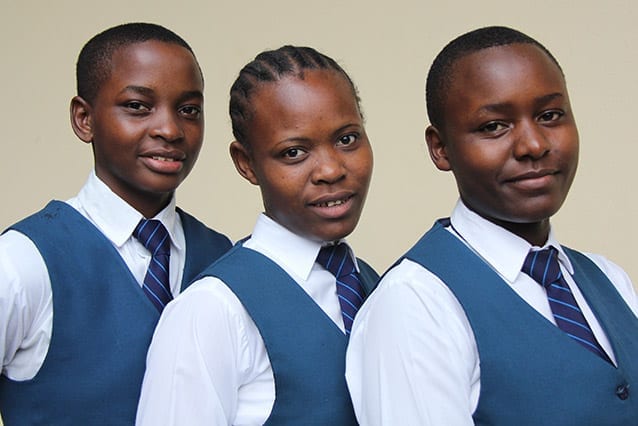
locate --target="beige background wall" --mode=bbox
[2,1,637,280]
[0,0,636,423]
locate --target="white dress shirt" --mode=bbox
[0,171,185,381]
[346,200,638,426]
[136,214,359,426]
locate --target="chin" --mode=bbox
[319,225,357,243]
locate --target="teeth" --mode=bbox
[323,199,344,207]
[152,156,172,162]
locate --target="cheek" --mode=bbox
[259,169,302,205]
[554,129,579,170]
[350,149,374,181]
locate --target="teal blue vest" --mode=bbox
[404,221,638,425]
[201,244,378,425]
[0,201,231,425]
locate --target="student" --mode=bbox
[346,26,638,425]
[0,23,231,425]
[136,45,378,425]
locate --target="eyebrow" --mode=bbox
[479,92,565,113]
[120,85,204,100]
[331,122,363,138]
[275,122,363,145]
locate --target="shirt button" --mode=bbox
[616,384,630,400]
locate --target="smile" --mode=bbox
[311,195,353,208]
[318,199,347,207]
[151,156,180,162]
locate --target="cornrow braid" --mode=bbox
[229,45,361,148]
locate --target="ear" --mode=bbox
[229,141,259,185]
[425,124,452,171]
[70,96,94,144]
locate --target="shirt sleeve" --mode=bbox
[136,277,253,426]
[0,230,52,380]
[346,259,478,426]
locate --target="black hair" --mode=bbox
[425,26,563,128]
[76,22,199,103]
[229,45,361,148]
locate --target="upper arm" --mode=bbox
[137,278,251,426]
[346,259,477,426]
[584,253,638,317]
[0,230,51,379]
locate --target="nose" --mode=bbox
[150,107,184,142]
[513,120,550,160]
[311,147,346,185]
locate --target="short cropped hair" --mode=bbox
[425,26,562,128]
[76,22,198,103]
[229,45,361,148]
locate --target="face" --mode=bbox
[71,40,204,217]
[426,43,579,243]
[231,69,373,242]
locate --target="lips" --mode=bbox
[308,192,357,219]
[504,168,559,191]
[309,192,354,208]
[313,198,350,208]
[140,149,186,173]
[508,169,557,181]
[150,155,180,162]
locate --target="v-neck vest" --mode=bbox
[202,244,378,425]
[0,201,231,425]
[402,221,638,425]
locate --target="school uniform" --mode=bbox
[0,171,231,425]
[136,213,378,426]
[346,200,638,426]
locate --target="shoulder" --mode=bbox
[176,208,231,242]
[356,258,472,335]
[158,275,261,350]
[577,251,638,315]
[0,229,50,297]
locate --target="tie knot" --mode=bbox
[522,246,562,288]
[133,219,170,256]
[317,243,355,278]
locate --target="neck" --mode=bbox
[490,218,551,247]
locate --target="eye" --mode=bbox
[478,121,509,135]
[179,105,202,119]
[281,147,308,160]
[337,134,358,146]
[125,101,150,112]
[538,110,564,122]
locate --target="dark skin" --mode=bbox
[426,43,579,246]
[230,69,373,243]
[70,40,205,218]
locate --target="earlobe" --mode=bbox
[425,125,452,171]
[70,96,94,144]
[229,141,259,185]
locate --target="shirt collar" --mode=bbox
[450,200,573,283]
[247,213,355,281]
[76,171,181,249]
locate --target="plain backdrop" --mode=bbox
[2,1,637,278]
[1,0,637,423]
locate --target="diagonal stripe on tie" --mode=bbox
[317,243,365,335]
[522,246,610,362]
[133,219,173,313]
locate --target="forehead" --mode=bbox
[444,43,567,116]
[254,69,355,110]
[246,70,361,143]
[102,40,203,94]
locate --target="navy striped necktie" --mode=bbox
[133,219,173,313]
[317,243,365,335]
[522,247,610,362]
